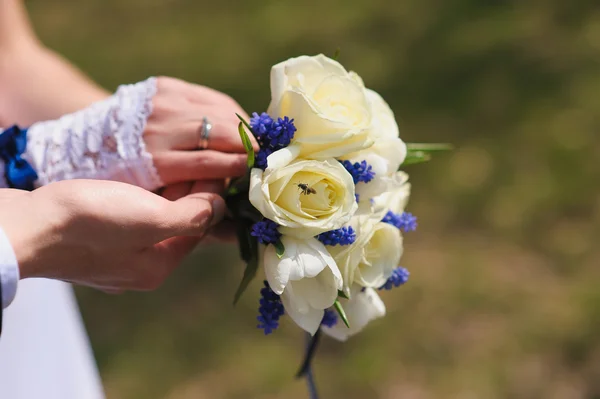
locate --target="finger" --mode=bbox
[190,179,226,195]
[163,112,251,153]
[155,235,202,272]
[159,192,226,238]
[160,182,192,201]
[201,220,238,244]
[150,80,258,153]
[153,151,247,184]
[156,77,249,124]
[161,180,224,203]
[185,83,249,120]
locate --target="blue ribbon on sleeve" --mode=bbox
[0,125,38,191]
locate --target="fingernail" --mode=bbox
[211,196,226,226]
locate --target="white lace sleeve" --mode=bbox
[1,77,164,191]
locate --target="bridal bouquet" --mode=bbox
[225,54,448,390]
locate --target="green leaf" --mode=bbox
[333,47,341,60]
[233,257,258,305]
[401,151,432,166]
[236,113,253,132]
[225,170,251,199]
[334,300,350,328]
[406,143,453,152]
[237,122,255,169]
[235,116,255,169]
[274,239,285,258]
[233,223,259,305]
[235,222,253,262]
[337,290,349,299]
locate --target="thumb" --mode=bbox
[161,192,226,238]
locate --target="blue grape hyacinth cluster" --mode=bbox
[341,160,376,184]
[379,267,410,291]
[257,281,285,335]
[316,226,356,246]
[382,211,418,233]
[250,112,296,170]
[321,309,338,328]
[250,219,281,245]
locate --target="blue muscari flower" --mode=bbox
[397,212,418,232]
[317,226,356,246]
[250,219,281,245]
[341,160,375,184]
[355,193,360,203]
[382,211,418,233]
[257,281,285,335]
[382,211,399,227]
[250,112,273,137]
[263,116,296,148]
[321,309,338,328]
[255,147,273,170]
[379,267,410,291]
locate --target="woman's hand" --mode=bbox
[16,76,256,192]
[0,180,226,292]
[144,76,256,185]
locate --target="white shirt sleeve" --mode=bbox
[0,226,19,309]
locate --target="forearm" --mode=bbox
[0,47,110,125]
[0,0,109,126]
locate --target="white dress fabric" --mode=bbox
[0,77,161,399]
[0,280,105,399]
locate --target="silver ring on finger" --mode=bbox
[198,116,213,150]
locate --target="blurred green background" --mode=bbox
[27,0,600,398]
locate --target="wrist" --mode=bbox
[0,191,55,279]
[22,78,163,190]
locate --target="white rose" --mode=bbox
[249,159,358,238]
[373,171,411,214]
[263,236,343,335]
[267,54,375,161]
[353,222,402,288]
[340,137,407,201]
[329,204,403,293]
[321,285,386,341]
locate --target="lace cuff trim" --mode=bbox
[3,77,163,190]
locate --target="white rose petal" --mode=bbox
[321,286,386,341]
[281,290,324,335]
[263,236,343,335]
[326,202,381,294]
[374,171,411,215]
[366,88,400,139]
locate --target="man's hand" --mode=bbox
[0,179,225,292]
